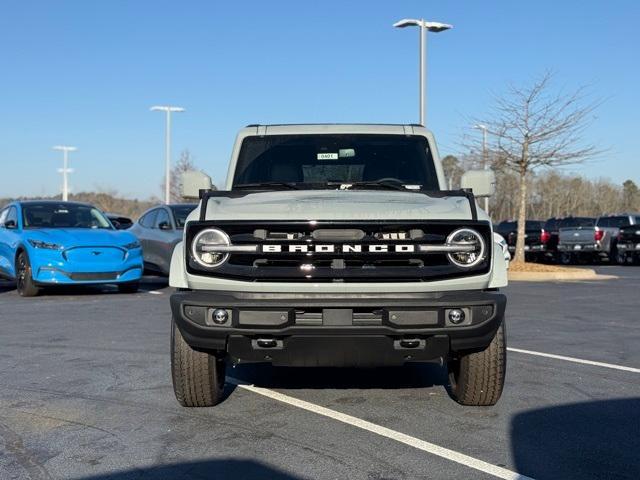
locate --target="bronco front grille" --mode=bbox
[185,220,492,282]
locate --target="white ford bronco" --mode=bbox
[169,124,508,407]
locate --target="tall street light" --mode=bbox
[52,145,77,201]
[473,124,490,214]
[151,105,185,204]
[393,19,452,126]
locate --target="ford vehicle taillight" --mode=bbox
[541,229,551,244]
[594,229,604,242]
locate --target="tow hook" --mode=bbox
[399,338,421,349]
[255,338,279,349]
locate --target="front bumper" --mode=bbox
[508,244,546,253]
[30,247,143,285]
[557,243,602,252]
[617,242,640,253]
[170,289,506,367]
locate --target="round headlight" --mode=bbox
[191,228,230,268]
[446,228,486,268]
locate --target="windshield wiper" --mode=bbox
[336,181,411,192]
[234,182,301,190]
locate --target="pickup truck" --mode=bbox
[543,217,595,262]
[558,214,640,264]
[495,220,549,261]
[617,224,640,264]
[169,124,508,407]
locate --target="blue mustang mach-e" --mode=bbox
[0,200,143,296]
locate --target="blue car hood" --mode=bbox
[25,228,136,248]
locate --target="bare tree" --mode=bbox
[479,72,600,262]
[161,150,216,203]
[441,155,465,189]
[622,180,639,212]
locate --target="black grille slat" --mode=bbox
[69,272,118,281]
[187,220,492,282]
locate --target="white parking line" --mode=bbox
[229,378,533,480]
[508,347,640,373]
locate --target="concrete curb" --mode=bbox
[508,269,617,282]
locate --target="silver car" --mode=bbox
[130,204,197,275]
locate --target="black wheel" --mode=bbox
[117,281,139,293]
[16,251,40,297]
[448,320,506,406]
[171,319,225,407]
[560,252,573,265]
[613,248,626,265]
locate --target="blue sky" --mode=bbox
[1,0,638,199]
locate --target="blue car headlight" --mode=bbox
[123,240,141,250]
[28,239,63,250]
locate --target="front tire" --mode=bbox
[16,252,40,297]
[448,320,506,406]
[171,319,225,407]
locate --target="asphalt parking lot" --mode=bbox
[0,266,638,480]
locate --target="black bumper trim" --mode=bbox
[170,289,506,365]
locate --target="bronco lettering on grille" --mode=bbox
[261,244,417,253]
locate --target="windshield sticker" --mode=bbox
[339,148,355,158]
[317,153,338,160]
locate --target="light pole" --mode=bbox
[393,19,452,126]
[151,105,185,204]
[52,145,77,201]
[473,124,490,214]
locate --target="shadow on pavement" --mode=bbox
[0,279,15,294]
[0,275,169,297]
[75,459,304,480]
[230,361,448,390]
[511,398,640,480]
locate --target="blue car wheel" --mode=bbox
[16,251,40,297]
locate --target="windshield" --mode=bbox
[560,217,595,228]
[171,205,197,228]
[232,134,439,189]
[598,216,631,228]
[22,203,112,229]
[525,221,543,230]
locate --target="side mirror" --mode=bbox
[4,219,16,229]
[460,170,495,197]
[158,221,172,231]
[182,171,213,199]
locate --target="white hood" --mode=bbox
[200,190,480,221]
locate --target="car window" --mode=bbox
[139,210,158,228]
[544,219,558,231]
[155,209,171,229]
[498,221,515,230]
[171,205,196,228]
[596,217,609,227]
[6,207,19,226]
[233,134,439,189]
[608,216,631,228]
[561,217,595,228]
[22,203,111,229]
[525,221,542,230]
[0,208,7,226]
